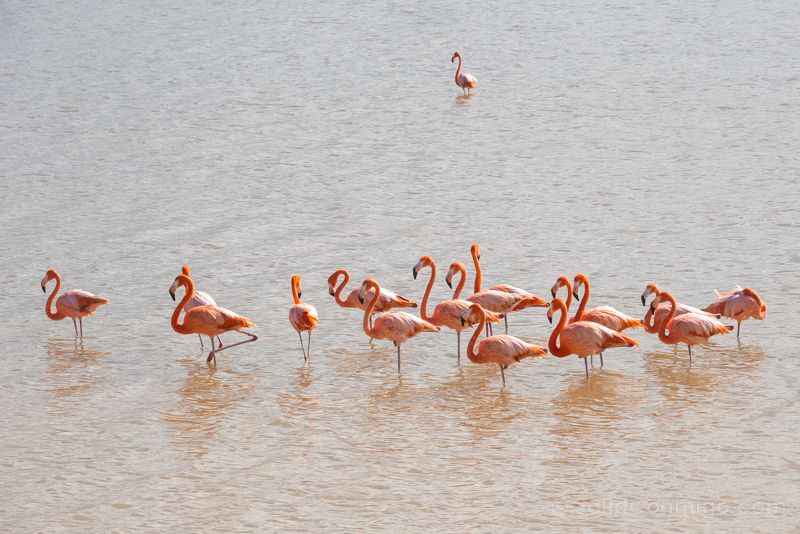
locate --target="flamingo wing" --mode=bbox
[187,290,216,311]
[289,303,318,332]
[561,321,637,357]
[459,72,477,87]
[376,288,417,310]
[477,335,546,365]
[430,299,472,330]
[373,311,439,343]
[186,305,255,335]
[489,284,549,310]
[58,289,109,315]
[466,290,523,313]
[703,288,766,321]
[582,306,643,331]
[669,313,732,342]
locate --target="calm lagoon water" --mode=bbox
[1,0,799,531]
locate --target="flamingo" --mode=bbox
[571,274,643,331]
[289,275,318,361]
[40,268,108,338]
[328,269,416,313]
[413,256,502,363]
[547,297,639,378]
[358,278,439,373]
[180,264,221,350]
[470,243,549,334]
[451,51,477,95]
[459,303,547,387]
[444,261,469,299]
[169,273,257,364]
[640,282,719,335]
[702,286,767,339]
[651,291,733,362]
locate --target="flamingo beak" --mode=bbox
[328,288,334,296]
[460,316,465,327]
[572,291,579,300]
[298,291,303,298]
[641,294,646,306]
[358,294,365,305]
[41,285,46,293]
[548,315,553,324]
[550,289,556,298]
[169,289,176,301]
[649,304,656,313]
[412,268,418,280]
[446,278,452,289]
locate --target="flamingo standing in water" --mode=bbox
[702,286,767,340]
[651,291,733,362]
[470,243,549,334]
[358,278,439,373]
[180,264,221,350]
[460,303,547,387]
[413,256,502,363]
[289,275,318,361]
[571,274,643,331]
[327,268,416,330]
[640,282,719,335]
[547,297,639,378]
[451,51,477,95]
[41,268,108,338]
[169,273,257,364]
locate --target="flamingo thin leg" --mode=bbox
[457,331,461,364]
[499,364,506,388]
[600,353,604,368]
[688,344,692,363]
[72,318,78,338]
[737,320,741,340]
[397,344,401,374]
[79,318,83,338]
[307,331,312,360]
[584,357,589,378]
[198,334,204,349]
[298,331,307,361]
[212,331,258,358]
[504,315,508,334]
[207,336,216,364]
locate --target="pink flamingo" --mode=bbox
[640,282,719,335]
[170,274,257,364]
[413,256,502,363]
[358,278,439,373]
[180,264,222,349]
[548,297,639,378]
[289,275,318,361]
[571,274,643,331]
[460,303,547,387]
[702,286,767,340]
[328,269,416,314]
[446,260,521,336]
[451,51,477,95]
[41,268,108,338]
[470,243,549,334]
[651,291,733,362]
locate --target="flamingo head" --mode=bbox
[169,274,190,301]
[181,264,191,277]
[459,303,483,327]
[445,262,465,289]
[742,288,768,318]
[451,51,460,63]
[470,243,480,261]
[642,282,660,306]
[327,270,344,296]
[572,274,588,300]
[358,278,378,305]
[413,256,433,280]
[649,292,670,313]
[546,298,566,324]
[40,268,58,292]
[292,275,303,299]
[550,275,569,298]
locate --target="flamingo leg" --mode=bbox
[207,336,216,364]
[212,331,258,358]
[298,331,307,361]
[688,344,692,364]
[584,357,589,378]
[396,344,401,374]
[485,323,489,337]
[79,318,83,338]
[590,355,594,368]
[307,330,312,360]
[504,315,508,334]
[72,318,78,338]
[457,331,461,364]
[489,323,494,336]
[499,364,506,388]
[600,353,604,368]
[217,336,223,348]
[198,334,204,349]
[737,320,741,340]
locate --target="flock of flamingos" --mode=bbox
[40,243,768,386]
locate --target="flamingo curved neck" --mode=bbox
[420,262,436,322]
[465,308,485,363]
[291,279,301,305]
[454,55,462,85]
[548,300,570,357]
[171,275,195,334]
[333,270,350,306]
[656,293,678,344]
[472,249,482,293]
[560,278,573,311]
[452,264,466,299]
[643,306,657,334]
[362,281,380,338]
[45,273,64,320]
[574,276,590,320]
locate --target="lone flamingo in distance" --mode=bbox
[651,291,733,362]
[702,286,767,340]
[571,274,643,332]
[413,256,502,363]
[41,268,108,338]
[547,297,639,378]
[359,278,439,373]
[460,303,547,387]
[170,274,257,364]
[451,51,477,95]
[180,264,221,349]
[640,282,719,335]
[470,243,549,334]
[289,275,318,361]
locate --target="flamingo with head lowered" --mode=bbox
[358,278,439,373]
[702,286,767,340]
[413,256,502,363]
[41,268,108,338]
[451,51,477,95]
[640,282,719,335]
[547,297,639,378]
[180,264,221,350]
[460,303,547,387]
[169,274,257,364]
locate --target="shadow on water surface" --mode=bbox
[44,338,110,405]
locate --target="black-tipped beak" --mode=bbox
[446,279,453,289]
[412,268,418,280]
[548,315,553,324]
[41,285,46,293]
[298,291,302,298]
[572,291,579,300]
[649,304,655,313]
[550,289,556,298]
[460,317,466,327]
[328,289,335,296]
[358,295,364,305]
[169,290,176,301]
[641,295,646,306]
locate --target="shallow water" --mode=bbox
[2,0,799,531]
